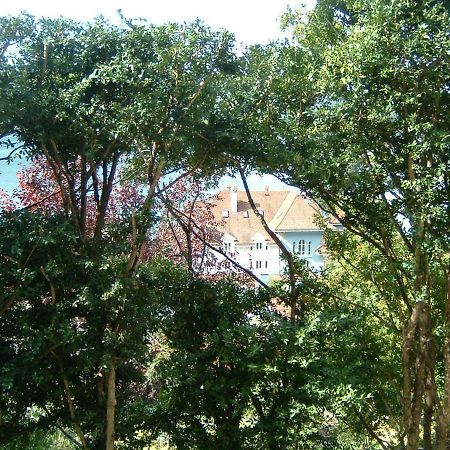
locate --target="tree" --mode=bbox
[0,208,169,449]
[151,175,224,275]
[129,274,327,450]
[0,13,238,449]
[243,0,449,447]
[315,231,405,448]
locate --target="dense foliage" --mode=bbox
[237,0,449,448]
[0,1,449,449]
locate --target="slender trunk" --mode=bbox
[105,363,117,450]
[435,271,450,449]
[125,158,164,276]
[41,143,71,218]
[421,304,436,450]
[423,390,433,450]
[53,352,89,450]
[94,153,119,239]
[238,168,299,319]
[178,220,194,274]
[186,225,194,274]
[352,407,389,450]
[80,155,88,238]
[402,302,421,450]
[403,217,432,450]
[97,376,105,405]
[62,375,90,450]
[164,200,271,289]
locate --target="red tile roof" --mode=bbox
[211,189,321,244]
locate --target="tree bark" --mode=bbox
[435,271,450,449]
[105,363,117,450]
[420,303,436,450]
[53,352,89,450]
[402,302,421,450]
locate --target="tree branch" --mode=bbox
[238,166,301,320]
[161,197,271,290]
[40,266,56,304]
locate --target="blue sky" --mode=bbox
[1,0,313,193]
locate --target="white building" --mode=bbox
[211,187,339,283]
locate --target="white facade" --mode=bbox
[219,231,324,283]
[211,188,338,282]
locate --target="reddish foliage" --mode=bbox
[150,177,252,282]
[1,159,251,281]
[0,188,16,212]
[0,157,145,235]
[14,157,63,214]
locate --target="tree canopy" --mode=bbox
[243,0,450,447]
[0,2,449,449]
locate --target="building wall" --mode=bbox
[278,230,324,271]
[234,243,281,280]
[216,231,325,281]
[217,230,324,281]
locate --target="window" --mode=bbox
[266,245,268,250]
[265,261,268,269]
[256,242,263,250]
[296,240,312,255]
[292,241,296,253]
[243,211,249,218]
[256,261,262,269]
[223,242,231,252]
[298,240,305,255]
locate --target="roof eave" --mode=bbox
[275,228,322,232]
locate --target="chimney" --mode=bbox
[265,185,270,196]
[230,186,238,213]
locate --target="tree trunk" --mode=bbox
[402,303,420,449]
[421,304,436,450]
[54,352,89,450]
[435,271,450,450]
[239,168,300,320]
[105,363,117,450]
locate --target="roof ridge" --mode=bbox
[267,191,297,230]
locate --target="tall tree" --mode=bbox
[236,0,449,447]
[0,13,237,449]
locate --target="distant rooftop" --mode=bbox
[211,188,322,244]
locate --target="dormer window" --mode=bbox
[222,210,229,218]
